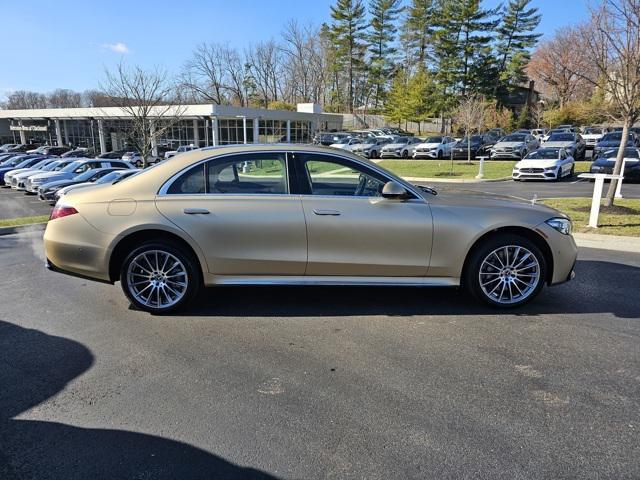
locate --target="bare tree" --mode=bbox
[101,62,185,168]
[1,90,48,109]
[575,0,640,206]
[530,101,545,128]
[181,43,227,104]
[246,40,282,107]
[47,89,82,108]
[454,96,486,163]
[527,28,595,107]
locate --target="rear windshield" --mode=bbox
[548,134,574,141]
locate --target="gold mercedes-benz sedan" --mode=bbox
[44,144,577,313]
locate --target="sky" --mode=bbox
[0,0,590,95]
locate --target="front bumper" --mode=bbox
[380,151,404,158]
[413,150,438,158]
[491,151,523,159]
[535,222,578,285]
[512,168,559,181]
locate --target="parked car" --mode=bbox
[10,159,72,190]
[27,145,71,156]
[542,132,586,160]
[25,159,134,193]
[7,144,41,153]
[531,129,547,141]
[593,131,636,158]
[490,133,539,160]
[44,144,577,313]
[5,157,54,189]
[53,169,142,202]
[581,127,609,150]
[350,137,392,158]
[512,148,575,182]
[0,143,19,152]
[62,148,95,158]
[451,135,494,160]
[98,150,129,159]
[557,124,577,133]
[413,136,457,159]
[329,137,361,150]
[589,147,640,181]
[314,132,352,146]
[0,156,47,186]
[541,128,571,142]
[379,137,422,158]
[164,145,198,160]
[38,167,128,204]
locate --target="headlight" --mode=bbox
[591,166,603,171]
[546,217,572,235]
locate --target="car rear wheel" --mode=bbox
[465,235,547,308]
[120,241,201,314]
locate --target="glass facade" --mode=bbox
[5,112,333,153]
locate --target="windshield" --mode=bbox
[525,149,560,159]
[73,169,105,181]
[602,132,623,141]
[61,160,84,172]
[363,138,377,145]
[548,134,574,142]
[602,148,639,158]
[42,161,62,171]
[458,136,483,143]
[502,134,527,142]
[424,137,442,143]
[584,128,603,134]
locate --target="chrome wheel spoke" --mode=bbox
[479,245,540,305]
[127,249,188,309]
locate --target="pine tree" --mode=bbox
[329,0,368,112]
[367,0,402,111]
[495,0,542,88]
[400,0,436,67]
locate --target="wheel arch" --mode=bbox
[461,226,554,286]
[108,227,205,283]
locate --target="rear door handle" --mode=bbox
[313,209,341,216]
[183,208,210,215]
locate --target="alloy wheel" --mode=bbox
[126,250,189,309]
[478,245,540,305]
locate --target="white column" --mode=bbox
[193,119,199,147]
[97,120,107,154]
[286,120,291,143]
[150,120,158,157]
[211,117,218,146]
[63,120,70,145]
[253,118,259,144]
[55,119,63,146]
[204,119,210,146]
[19,122,26,144]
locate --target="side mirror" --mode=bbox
[382,181,409,199]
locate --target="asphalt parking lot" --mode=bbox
[0,187,52,219]
[1,231,638,479]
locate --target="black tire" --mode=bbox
[120,241,201,314]
[464,234,547,308]
[402,150,409,158]
[437,150,443,159]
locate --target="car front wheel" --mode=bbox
[465,235,547,308]
[120,241,201,314]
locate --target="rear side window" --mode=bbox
[167,164,205,194]
[206,153,287,195]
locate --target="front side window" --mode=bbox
[207,153,287,194]
[301,155,387,197]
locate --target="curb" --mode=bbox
[0,223,46,237]
[402,176,511,184]
[573,232,640,254]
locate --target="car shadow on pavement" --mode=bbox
[182,259,640,319]
[0,320,279,480]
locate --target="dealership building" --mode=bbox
[0,103,343,154]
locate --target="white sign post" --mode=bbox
[578,173,623,228]
[614,158,628,199]
[476,156,488,179]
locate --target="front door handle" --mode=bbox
[183,208,210,215]
[313,209,341,216]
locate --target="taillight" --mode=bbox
[49,205,78,221]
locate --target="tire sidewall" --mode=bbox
[120,241,201,314]
[464,234,547,308]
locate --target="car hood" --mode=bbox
[4,168,31,177]
[515,159,561,169]
[453,142,482,148]
[416,143,441,148]
[30,172,74,181]
[382,143,408,149]
[431,188,563,218]
[592,157,640,166]
[493,141,524,148]
[596,140,629,147]
[543,141,574,148]
[14,168,43,179]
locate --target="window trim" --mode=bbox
[159,150,290,196]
